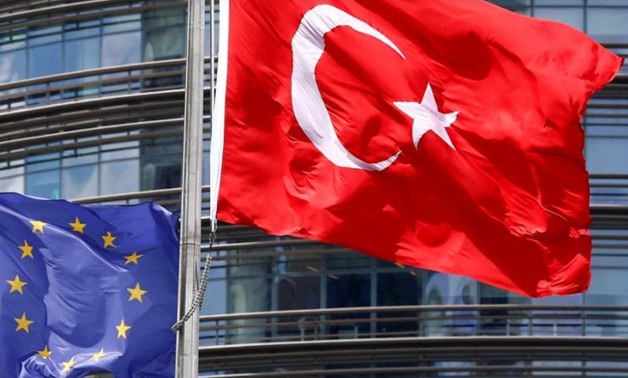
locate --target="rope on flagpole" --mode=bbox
[172,230,215,332]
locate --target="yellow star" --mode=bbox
[91,348,105,362]
[7,275,27,294]
[102,232,116,248]
[14,313,34,333]
[30,220,47,233]
[61,357,75,373]
[127,283,148,303]
[69,217,86,234]
[18,240,34,259]
[37,345,52,359]
[116,320,131,339]
[124,252,144,265]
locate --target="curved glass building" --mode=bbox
[0,0,626,377]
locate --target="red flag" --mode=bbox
[212,0,623,297]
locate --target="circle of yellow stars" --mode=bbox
[5,216,151,374]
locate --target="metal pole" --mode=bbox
[176,0,205,376]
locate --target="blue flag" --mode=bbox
[0,193,179,377]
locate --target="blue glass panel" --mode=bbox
[27,26,62,46]
[25,170,60,199]
[204,7,220,56]
[588,266,628,306]
[28,43,62,78]
[64,20,101,40]
[586,137,628,174]
[143,7,186,61]
[0,40,26,53]
[61,165,98,199]
[102,14,141,34]
[64,37,101,72]
[0,49,26,84]
[587,8,628,36]
[102,31,141,67]
[0,167,24,193]
[534,7,584,30]
[100,159,139,195]
[535,0,584,4]
[61,144,99,167]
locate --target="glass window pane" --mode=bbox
[143,8,186,61]
[326,251,371,271]
[61,165,98,199]
[204,8,220,56]
[100,160,139,195]
[27,26,62,46]
[62,142,99,167]
[377,271,421,306]
[28,43,62,78]
[102,32,141,67]
[327,273,370,308]
[277,255,321,311]
[535,0,584,5]
[327,273,371,337]
[64,37,101,72]
[101,139,139,161]
[0,49,26,84]
[588,0,628,5]
[0,40,27,53]
[64,20,101,40]
[588,267,628,306]
[586,137,628,174]
[102,14,141,34]
[0,166,25,193]
[25,170,60,199]
[535,8,584,30]
[490,0,531,14]
[587,8,628,36]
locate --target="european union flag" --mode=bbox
[0,193,179,377]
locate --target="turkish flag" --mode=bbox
[213,0,623,297]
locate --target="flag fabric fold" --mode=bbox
[213,0,623,296]
[0,193,179,377]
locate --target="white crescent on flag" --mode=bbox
[291,4,404,171]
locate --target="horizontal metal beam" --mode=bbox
[0,0,186,31]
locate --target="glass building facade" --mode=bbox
[0,0,627,376]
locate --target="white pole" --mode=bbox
[176,0,204,376]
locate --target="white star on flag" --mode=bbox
[394,84,458,150]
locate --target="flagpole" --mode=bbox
[176,0,205,376]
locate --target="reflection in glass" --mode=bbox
[100,160,139,195]
[327,273,370,308]
[228,255,271,343]
[0,49,26,84]
[64,37,101,72]
[27,26,62,46]
[277,255,321,311]
[25,171,60,199]
[327,273,370,337]
[102,14,141,34]
[62,143,99,167]
[102,32,141,67]
[64,20,100,40]
[143,8,186,61]
[204,7,220,56]
[0,166,25,193]
[28,43,62,78]
[62,165,98,199]
[140,134,182,190]
[101,139,140,161]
